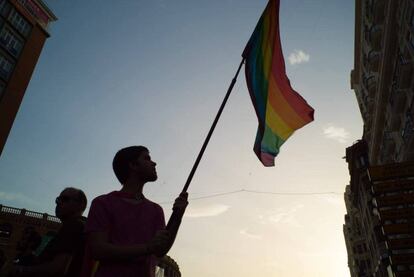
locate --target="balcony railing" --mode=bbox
[0,204,60,224]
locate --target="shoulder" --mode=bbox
[90,192,117,206]
[144,199,164,213]
[93,191,116,201]
[144,198,161,207]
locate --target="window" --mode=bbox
[8,9,31,37]
[0,26,23,56]
[0,0,11,18]
[364,0,373,20]
[0,223,12,238]
[0,53,13,79]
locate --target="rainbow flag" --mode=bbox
[242,0,314,166]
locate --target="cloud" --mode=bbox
[0,191,39,207]
[288,50,310,65]
[184,204,230,218]
[323,125,350,144]
[259,204,304,227]
[240,229,262,240]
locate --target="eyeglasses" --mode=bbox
[55,195,78,204]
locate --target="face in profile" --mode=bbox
[132,150,157,182]
[55,188,82,220]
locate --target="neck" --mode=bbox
[120,179,145,196]
[59,213,80,223]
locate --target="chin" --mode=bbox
[148,173,158,182]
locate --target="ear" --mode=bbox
[128,160,139,171]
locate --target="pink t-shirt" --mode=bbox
[85,191,166,277]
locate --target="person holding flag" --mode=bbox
[83,146,188,277]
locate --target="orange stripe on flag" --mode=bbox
[267,74,307,130]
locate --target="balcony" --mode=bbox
[383,223,414,236]
[379,207,414,222]
[390,253,414,266]
[376,193,414,208]
[395,271,414,277]
[373,177,414,194]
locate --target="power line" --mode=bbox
[159,189,343,204]
[159,190,243,204]
[242,189,342,196]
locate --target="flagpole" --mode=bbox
[166,58,245,230]
[182,57,245,193]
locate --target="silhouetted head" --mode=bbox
[55,187,87,221]
[112,146,157,185]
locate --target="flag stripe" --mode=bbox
[267,74,307,129]
[270,33,314,122]
[266,103,293,140]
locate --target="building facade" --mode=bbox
[0,204,182,276]
[0,0,57,155]
[351,0,414,165]
[344,0,414,276]
[344,141,374,277]
[0,204,61,267]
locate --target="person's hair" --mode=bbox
[64,187,87,212]
[112,146,148,185]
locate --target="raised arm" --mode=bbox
[160,192,188,256]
